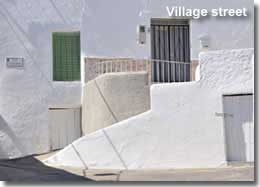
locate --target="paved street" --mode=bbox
[45,162,254,181]
[36,152,254,181]
[81,163,255,181]
[0,151,254,182]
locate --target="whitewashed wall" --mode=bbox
[82,0,253,59]
[46,48,253,169]
[82,72,150,135]
[0,0,254,159]
[0,0,85,158]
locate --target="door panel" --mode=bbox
[49,108,81,150]
[223,95,254,162]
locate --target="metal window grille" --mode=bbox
[150,19,191,83]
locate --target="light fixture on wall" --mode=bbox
[137,25,146,45]
[136,0,151,45]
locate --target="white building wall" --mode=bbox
[0,0,85,158]
[82,0,253,59]
[46,48,254,169]
[0,0,254,159]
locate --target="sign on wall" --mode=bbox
[6,57,24,68]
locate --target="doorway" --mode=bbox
[150,19,190,83]
[49,108,81,150]
[223,94,254,162]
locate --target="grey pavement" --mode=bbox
[82,163,254,181]
[0,151,254,182]
[43,162,255,181]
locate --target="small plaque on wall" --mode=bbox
[6,57,24,68]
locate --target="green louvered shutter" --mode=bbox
[53,32,81,81]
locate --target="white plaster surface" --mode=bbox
[82,72,150,134]
[46,48,254,169]
[0,0,254,159]
[81,0,253,59]
[0,0,84,158]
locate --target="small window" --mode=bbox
[53,32,81,81]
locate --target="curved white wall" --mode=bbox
[82,72,150,134]
[46,48,254,169]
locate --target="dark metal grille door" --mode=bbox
[151,19,190,83]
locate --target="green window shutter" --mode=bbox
[53,32,81,81]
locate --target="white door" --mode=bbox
[49,108,81,150]
[223,95,254,162]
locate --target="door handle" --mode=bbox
[215,112,233,117]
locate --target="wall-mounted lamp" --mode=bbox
[137,25,146,45]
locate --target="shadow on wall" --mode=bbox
[0,0,77,78]
[0,0,72,50]
[0,115,27,159]
[0,156,89,182]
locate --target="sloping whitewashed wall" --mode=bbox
[46,49,254,169]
